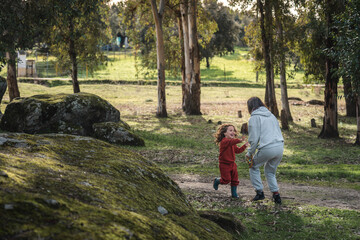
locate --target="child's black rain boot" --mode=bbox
[213,178,220,190]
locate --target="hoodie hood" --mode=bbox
[251,106,272,117]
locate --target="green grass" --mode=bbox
[0,47,306,87]
[227,204,360,239]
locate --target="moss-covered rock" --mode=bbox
[0,93,120,136]
[0,133,232,239]
[93,122,145,146]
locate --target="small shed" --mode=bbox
[17,51,37,77]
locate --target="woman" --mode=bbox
[246,97,284,204]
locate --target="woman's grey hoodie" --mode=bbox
[246,106,284,157]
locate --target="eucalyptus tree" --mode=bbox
[333,0,360,144]
[121,0,169,117]
[150,0,168,117]
[180,0,202,115]
[47,0,110,93]
[123,0,215,116]
[273,0,296,123]
[0,0,48,101]
[296,0,345,138]
[232,0,279,117]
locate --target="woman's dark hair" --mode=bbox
[247,97,266,114]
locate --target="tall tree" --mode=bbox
[343,79,357,117]
[150,0,168,117]
[0,0,48,101]
[295,0,344,138]
[318,0,345,138]
[47,0,109,93]
[200,0,241,68]
[273,0,293,123]
[333,0,360,144]
[258,0,279,117]
[180,1,191,112]
[187,0,201,115]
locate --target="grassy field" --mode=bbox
[0,47,306,87]
[0,48,359,239]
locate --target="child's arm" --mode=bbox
[235,141,249,153]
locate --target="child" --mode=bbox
[213,124,249,198]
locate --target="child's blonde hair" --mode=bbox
[214,124,238,145]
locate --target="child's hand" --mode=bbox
[246,154,254,168]
[240,135,246,141]
[245,142,250,147]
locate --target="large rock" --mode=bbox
[0,133,233,239]
[93,121,145,146]
[0,92,120,136]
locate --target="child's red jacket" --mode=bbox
[219,138,247,164]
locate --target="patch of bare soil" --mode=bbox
[170,174,360,211]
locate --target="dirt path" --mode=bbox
[170,174,360,211]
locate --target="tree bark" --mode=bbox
[6,51,20,101]
[355,96,360,145]
[151,0,167,118]
[319,0,339,138]
[259,0,278,117]
[274,3,292,121]
[68,21,80,93]
[180,0,191,113]
[177,14,186,112]
[187,0,201,115]
[343,78,356,117]
[206,57,210,68]
[281,109,289,130]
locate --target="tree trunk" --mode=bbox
[343,78,356,117]
[355,96,360,145]
[281,109,289,130]
[275,3,292,121]
[6,51,20,101]
[150,0,167,118]
[206,57,210,68]
[181,0,191,113]
[319,0,339,139]
[177,15,186,112]
[187,0,201,115]
[259,0,278,117]
[68,21,80,93]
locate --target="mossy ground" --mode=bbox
[0,133,233,239]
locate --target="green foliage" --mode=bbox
[0,0,49,71]
[295,2,327,83]
[121,0,218,78]
[46,0,110,74]
[200,0,242,67]
[333,0,360,95]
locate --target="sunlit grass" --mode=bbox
[0,47,306,87]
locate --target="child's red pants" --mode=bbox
[219,162,239,186]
